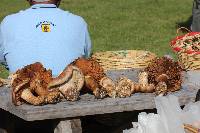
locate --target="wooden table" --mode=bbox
[0,69,199,133]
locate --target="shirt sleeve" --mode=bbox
[84,25,92,58]
[0,24,5,63]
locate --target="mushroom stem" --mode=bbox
[115,77,135,98]
[99,77,116,98]
[71,66,85,91]
[155,82,168,96]
[14,79,29,93]
[85,76,107,99]
[21,89,45,106]
[47,65,73,88]
[138,71,148,85]
[59,82,79,101]
[57,66,85,101]
[138,72,155,93]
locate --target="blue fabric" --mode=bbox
[0,4,91,76]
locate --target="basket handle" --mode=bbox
[176,27,191,35]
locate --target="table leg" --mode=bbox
[54,118,82,133]
[0,109,15,133]
[0,129,7,133]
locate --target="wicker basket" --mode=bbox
[91,50,156,71]
[170,28,200,70]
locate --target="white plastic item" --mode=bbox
[138,112,168,133]
[155,95,185,133]
[123,112,168,133]
[123,122,142,133]
[124,95,200,133]
[182,101,200,128]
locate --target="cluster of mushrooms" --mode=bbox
[0,57,183,106]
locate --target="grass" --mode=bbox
[0,0,193,77]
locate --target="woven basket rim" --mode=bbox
[171,32,200,54]
[92,50,157,71]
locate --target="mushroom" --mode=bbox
[48,65,84,101]
[99,77,116,98]
[144,57,183,93]
[115,77,135,98]
[11,62,61,106]
[155,82,168,96]
[138,71,155,93]
[155,74,169,83]
[73,58,116,98]
[0,77,12,87]
[115,72,155,98]
[85,76,107,99]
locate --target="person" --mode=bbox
[191,0,200,31]
[0,0,91,132]
[0,0,92,76]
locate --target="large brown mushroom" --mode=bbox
[73,58,116,98]
[48,65,85,101]
[144,57,183,95]
[11,62,60,106]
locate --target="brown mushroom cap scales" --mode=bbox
[73,58,116,98]
[144,57,183,92]
[12,62,60,106]
[73,58,106,83]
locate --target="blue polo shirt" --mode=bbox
[0,4,91,76]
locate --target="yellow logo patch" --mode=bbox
[41,24,51,32]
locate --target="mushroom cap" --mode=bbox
[11,62,53,105]
[155,74,169,83]
[73,58,106,82]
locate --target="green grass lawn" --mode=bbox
[0,0,193,77]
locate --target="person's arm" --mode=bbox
[84,24,92,58]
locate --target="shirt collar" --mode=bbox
[31,4,57,9]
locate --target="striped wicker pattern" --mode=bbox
[91,50,156,71]
[171,31,200,70]
[177,51,200,70]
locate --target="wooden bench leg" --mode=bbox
[0,128,7,133]
[54,118,82,133]
[0,109,15,133]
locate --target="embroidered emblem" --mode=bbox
[36,21,56,32]
[42,24,51,32]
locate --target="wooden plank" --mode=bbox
[0,69,199,121]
